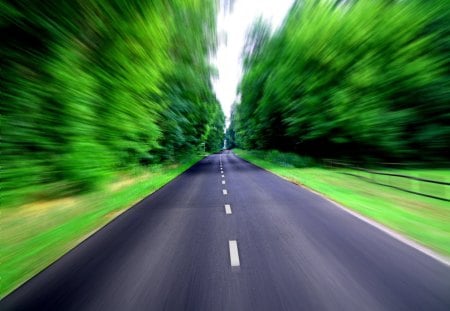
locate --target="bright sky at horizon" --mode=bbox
[211,0,295,124]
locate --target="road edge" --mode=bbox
[0,155,208,300]
[231,151,450,267]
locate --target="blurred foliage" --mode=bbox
[1,0,224,206]
[242,149,316,168]
[228,0,449,162]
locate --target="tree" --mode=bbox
[230,0,450,161]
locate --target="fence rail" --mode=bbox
[323,159,450,201]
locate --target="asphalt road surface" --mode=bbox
[2,151,450,311]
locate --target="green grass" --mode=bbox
[0,156,202,298]
[234,149,450,258]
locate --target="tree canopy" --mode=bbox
[228,0,449,161]
[1,0,225,205]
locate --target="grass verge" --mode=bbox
[234,149,450,258]
[0,155,202,298]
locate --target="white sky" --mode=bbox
[211,0,295,124]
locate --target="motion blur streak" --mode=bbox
[227,0,450,161]
[1,0,225,207]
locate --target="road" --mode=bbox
[1,151,450,311]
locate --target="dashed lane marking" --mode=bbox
[229,240,240,267]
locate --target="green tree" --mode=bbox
[1,0,224,206]
[230,0,449,161]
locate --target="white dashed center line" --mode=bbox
[229,240,240,267]
[219,156,238,267]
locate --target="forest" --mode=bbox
[1,0,225,206]
[227,0,449,162]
